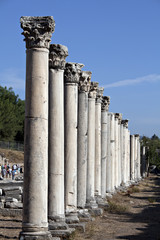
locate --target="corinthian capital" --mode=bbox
[20,16,55,49]
[64,62,84,84]
[49,44,68,70]
[121,119,129,128]
[88,82,99,99]
[79,71,92,92]
[115,113,122,124]
[101,96,110,111]
[96,87,104,103]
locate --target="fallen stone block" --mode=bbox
[5,201,23,209]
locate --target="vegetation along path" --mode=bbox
[72,174,160,240]
[0,174,160,239]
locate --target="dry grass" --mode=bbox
[105,201,128,214]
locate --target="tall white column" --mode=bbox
[106,112,112,193]
[120,121,124,186]
[86,82,98,207]
[95,87,104,198]
[64,62,83,219]
[141,146,146,178]
[137,135,141,180]
[116,114,122,187]
[77,71,91,208]
[101,96,110,198]
[20,16,55,239]
[121,120,129,185]
[110,113,115,192]
[127,129,131,183]
[114,114,119,189]
[48,44,68,226]
[130,135,135,181]
[134,135,138,181]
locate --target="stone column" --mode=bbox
[64,62,83,221]
[130,135,135,181]
[110,113,115,192]
[48,44,68,228]
[117,114,122,187]
[86,82,99,207]
[121,120,129,185]
[77,71,91,208]
[120,121,125,185]
[141,146,146,178]
[134,134,138,181]
[95,87,104,198]
[106,112,112,193]
[20,16,55,239]
[114,114,119,189]
[101,96,110,198]
[127,129,131,184]
[137,135,141,180]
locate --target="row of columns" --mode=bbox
[20,16,144,239]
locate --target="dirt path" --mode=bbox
[72,174,160,240]
[0,174,160,239]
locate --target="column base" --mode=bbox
[85,199,98,209]
[78,208,92,221]
[19,230,53,240]
[65,212,79,224]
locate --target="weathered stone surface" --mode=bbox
[68,223,86,232]
[0,208,22,217]
[49,222,68,230]
[5,201,23,209]
[50,228,75,238]
[88,208,103,216]
[49,44,68,70]
[19,231,53,240]
[64,62,84,83]
[20,16,55,49]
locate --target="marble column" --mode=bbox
[86,82,99,207]
[127,129,131,184]
[64,62,84,220]
[121,120,129,185]
[141,146,146,178]
[120,121,125,185]
[110,113,115,192]
[106,111,112,193]
[130,135,135,181]
[101,96,110,198]
[77,71,91,208]
[48,44,68,227]
[137,135,141,180]
[114,114,119,189]
[95,87,104,198]
[134,134,138,181]
[20,16,55,239]
[117,114,122,187]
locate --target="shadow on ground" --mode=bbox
[117,175,160,240]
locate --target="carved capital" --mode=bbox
[96,87,104,103]
[79,71,92,92]
[135,134,140,138]
[64,62,84,84]
[49,44,68,70]
[20,16,55,49]
[101,96,110,111]
[115,113,122,124]
[88,82,99,99]
[121,119,129,128]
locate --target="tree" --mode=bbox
[0,86,25,142]
[141,134,160,169]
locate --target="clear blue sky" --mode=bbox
[0,0,160,138]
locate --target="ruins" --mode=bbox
[19,16,147,239]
